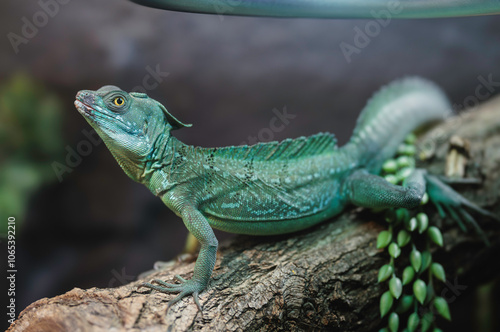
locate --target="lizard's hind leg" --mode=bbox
[343,169,499,243]
[343,169,427,210]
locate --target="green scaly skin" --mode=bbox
[74,77,498,311]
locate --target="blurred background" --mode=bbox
[0,0,499,331]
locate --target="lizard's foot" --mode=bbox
[140,275,205,311]
[425,174,499,244]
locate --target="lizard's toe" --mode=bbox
[139,277,207,312]
[426,174,498,244]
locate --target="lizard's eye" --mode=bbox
[113,97,125,107]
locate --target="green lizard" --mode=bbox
[74,77,498,311]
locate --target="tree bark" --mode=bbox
[8,97,500,332]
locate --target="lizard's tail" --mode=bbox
[343,77,452,173]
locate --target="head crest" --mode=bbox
[158,103,192,130]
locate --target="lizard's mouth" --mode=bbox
[74,100,94,118]
[75,90,103,120]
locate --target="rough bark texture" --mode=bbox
[8,97,500,332]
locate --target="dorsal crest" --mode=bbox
[214,132,337,162]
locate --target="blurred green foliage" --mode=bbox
[0,73,64,235]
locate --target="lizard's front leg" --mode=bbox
[141,206,218,311]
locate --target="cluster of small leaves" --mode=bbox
[377,134,451,332]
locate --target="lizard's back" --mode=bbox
[198,134,353,224]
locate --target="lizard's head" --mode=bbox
[74,86,191,180]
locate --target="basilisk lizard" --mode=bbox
[74,77,497,311]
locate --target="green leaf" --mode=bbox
[385,209,397,223]
[410,250,422,272]
[378,264,394,283]
[396,167,414,182]
[382,159,398,173]
[396,295,414,314]
[420,192,429,205]
[434,297,451,321]
[389,243,401,258]
[389,312,399,332]
[377,231,393,249]
[413,279,427,304]
[406,217,417,232]
[407,312,419,332]
[402,266,415,285]
[421,251,432,272]
[378,329,389,332]
[380,291,394,317]
[389,277,403,299]
[431,263,446,282]
[425,281,435,304]
[405,133,417,145]
[417,213,429,233]
[398,144,416,156]
[421,312,433,332]
[396,155,413,168]
[405,145,417,156]
[397,229,411,247]
[433,329,444,332]
[384,174,398,185]
[428,227,444,246]
[396,208,409,222]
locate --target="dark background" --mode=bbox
[1,0,500,331]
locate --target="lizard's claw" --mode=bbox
[140,275,205,312]
[425,174,499,245]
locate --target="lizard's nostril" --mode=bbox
[76,91,95,105]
